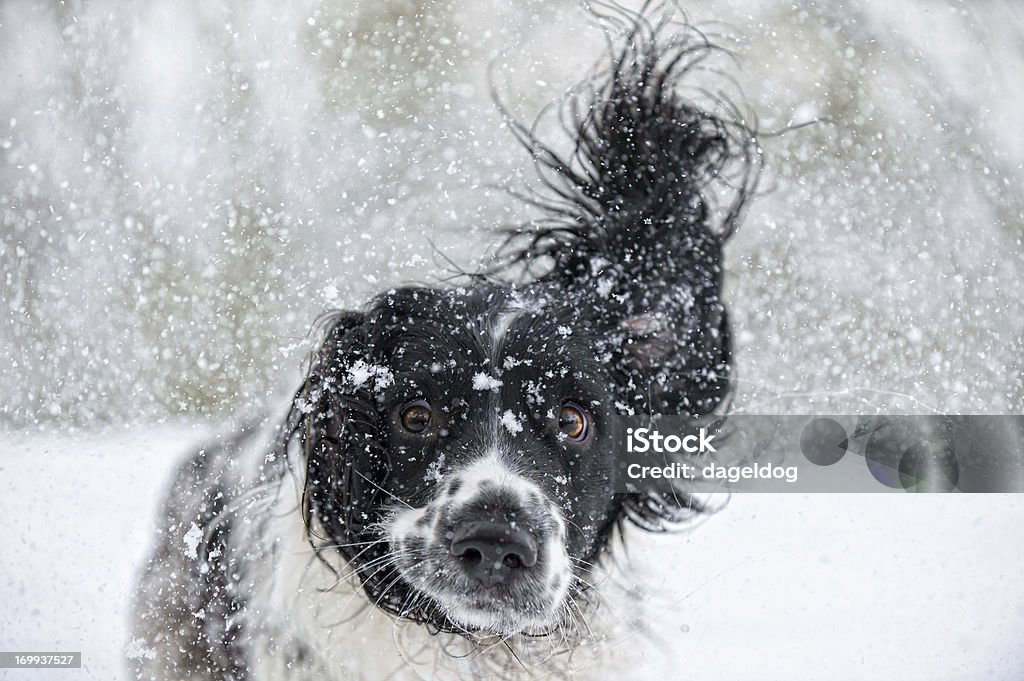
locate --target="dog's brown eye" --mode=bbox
[557,404,588,441]
[400,401,432,434]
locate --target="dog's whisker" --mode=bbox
[351,469,414,510]
[298,537,386,555]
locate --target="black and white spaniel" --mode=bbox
[131,4,758,679]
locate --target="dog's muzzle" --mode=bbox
[386,453,573,634]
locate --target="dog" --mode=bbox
[130,5,758,679]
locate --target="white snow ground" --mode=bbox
[1,426,1022,680]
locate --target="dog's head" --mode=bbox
[297,285,622,635]
[294,273,728,635]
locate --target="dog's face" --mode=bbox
[379,288,621,635]
[303,285,622,636]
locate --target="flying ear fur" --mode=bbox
[498,2,760,280]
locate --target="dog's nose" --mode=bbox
[450,521,539,586]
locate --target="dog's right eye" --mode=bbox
[400,400,432,434]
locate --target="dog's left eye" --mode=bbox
[557,404,589,441]
[400,400,432,434]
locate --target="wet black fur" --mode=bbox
[289,3,759,637]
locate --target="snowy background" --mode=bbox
[2,0,1023,679]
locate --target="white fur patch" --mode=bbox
[492,309,522,343]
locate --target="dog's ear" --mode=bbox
[286,310,391,555]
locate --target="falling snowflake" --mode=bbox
[501,410,523,434]
[472,372,503,391]
[182,522,203,560]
